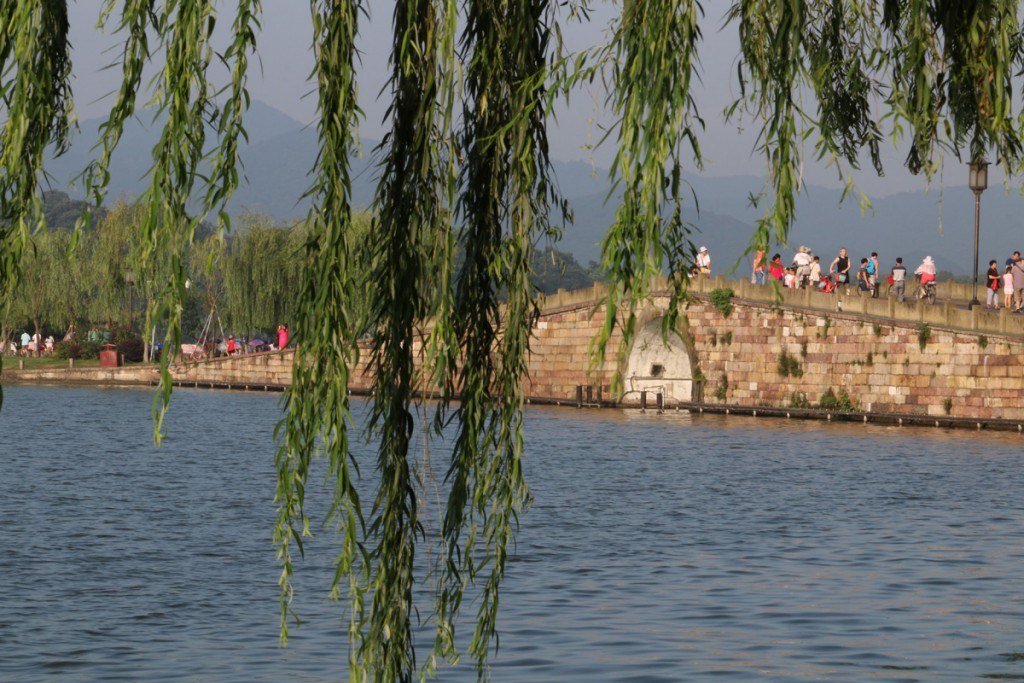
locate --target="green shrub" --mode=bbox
[978,335,988,349]
[709,288,734,318]
[118,337,145,363]
[55,340,81,360]
[789,392,810,408]
[713,374,728,401]
[777,349,803,377]
[110,326,138,345]
[918,323,931,351]
[819,388,857,412]
[943,398,953,415]
[79,340,101,359]
[57,339,102,360]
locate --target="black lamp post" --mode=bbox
[968,159,989,309]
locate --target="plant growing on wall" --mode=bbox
[819,388,857,412]
[709,288,734,318]
[918,323,931,351]
[817,317,831,339]
[789,392,810,408]
[713,373,729,401]
[777,349,803,377]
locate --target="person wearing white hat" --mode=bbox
[914,255,936,283]
[792,246,811,287]
[696,246,711,276]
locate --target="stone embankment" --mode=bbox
[4,274,1024,430]
[1,350,294,392]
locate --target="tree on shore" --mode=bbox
[3,2,1022,680]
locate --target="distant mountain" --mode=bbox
[44,101,1024,276]
[41,190,100,230]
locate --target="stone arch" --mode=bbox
[622,316,697,405]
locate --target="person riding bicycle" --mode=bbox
[914,255,936,284]
[914,256,937,302]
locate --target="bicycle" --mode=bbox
[914,276,936,304]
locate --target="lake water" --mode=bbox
[2,385,1024,681]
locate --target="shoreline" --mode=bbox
[5,367,1023,434]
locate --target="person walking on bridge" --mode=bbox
[987,260,1001,309]
[830,247,852,294]
[870,252,880,298]
[1012,254,1024,312]
[792,246,811,288]
[891,257,907,303]
[752,249,765,285]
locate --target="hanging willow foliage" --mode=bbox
[0,0,73,410]
[6,2,1024,681]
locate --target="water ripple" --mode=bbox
[2,387,1024,680]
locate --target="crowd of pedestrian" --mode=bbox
[696,243,1024,310]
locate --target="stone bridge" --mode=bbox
[10,276,1020,422]
[163,275,1024,422]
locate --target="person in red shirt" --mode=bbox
[227,335,236,355]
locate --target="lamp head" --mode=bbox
[969,159,989,193]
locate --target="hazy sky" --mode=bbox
[64,1,1005,198]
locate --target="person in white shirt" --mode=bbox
[696,246,711,276]
[792,246,811,287]
[914,255,936,283]
[808,255,822,289]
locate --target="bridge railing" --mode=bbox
[538,275,1024,338]
[691,275,1024,337]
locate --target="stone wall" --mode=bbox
[170,350,294,387]
[689,297,1024,420]
[1,363,158,386]
[523,300,620,403]
[534,278,1024,420]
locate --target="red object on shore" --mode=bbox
[99,343,121,368]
